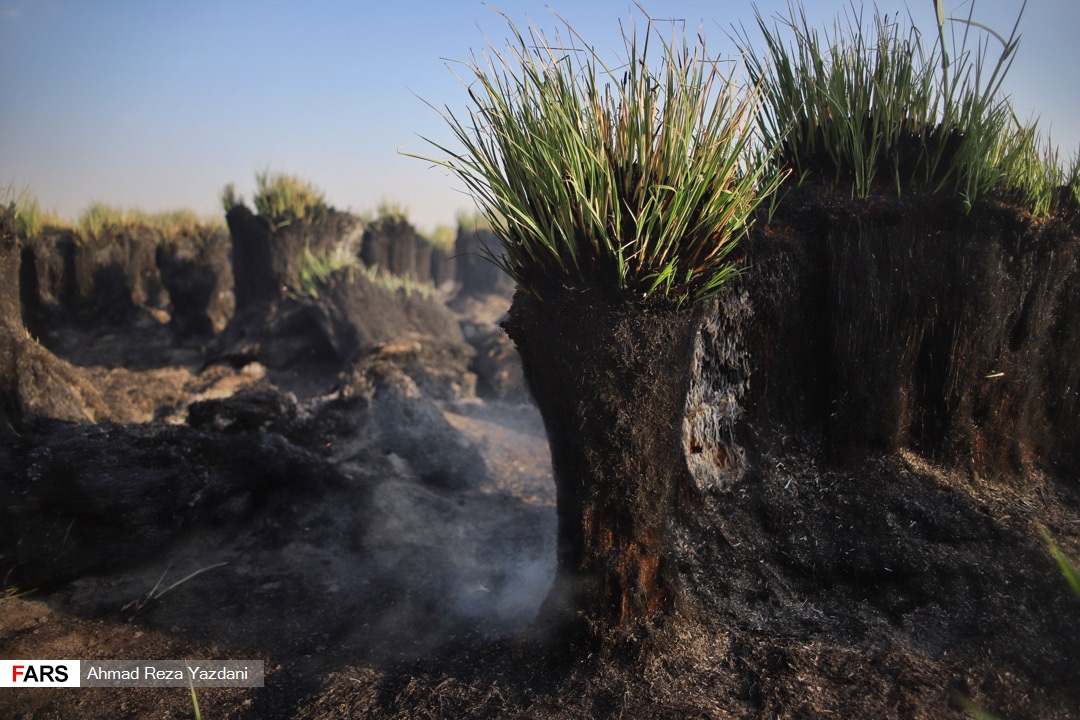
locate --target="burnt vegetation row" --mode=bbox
[7,172,510,344]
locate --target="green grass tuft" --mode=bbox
[287,248,355,301]
[1040,526,1080,599]
[77,203,222,240]
[424,224,457,252]
[4,186,225,242]
[1065,149,1080,218]
[359,263,437,299]
[374,198,409,224]
[411,8,784,306]
[220,182,244,215]
[286,249,438,302]
[77,202,131,239]
[733,0,1065,216]
[361,199,412,236]
[252,170,329,229]
[993,124,1072,218]
[4,187,69,239]
[139,208,224,235]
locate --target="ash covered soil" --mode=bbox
[1,287,562,719]
[3,215,1080,718]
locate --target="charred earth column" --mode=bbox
[0,207,109,424]
[740,192,1080,477]
[504,286,703,651]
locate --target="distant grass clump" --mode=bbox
[412,9,784,306]
[994,131,1074,219]
[5,185,222,241]
[424,224,457,253]
[219,171,329,231]
[734,0,1066,215]
[76,203,222,240]
[254,170,328,227]
[221,171,330,229]
[220,182,244,215]
[139,208,223,236]
[4,187,68,240]
[77,202,131,239]
[361,199,411,235]
[454,208,501,235]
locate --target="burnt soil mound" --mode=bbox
[1,194,1079,719]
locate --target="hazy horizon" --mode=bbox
[3,0,1078,233]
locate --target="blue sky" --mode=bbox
[2,0,1078,232]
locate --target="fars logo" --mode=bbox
[0,660,81,687]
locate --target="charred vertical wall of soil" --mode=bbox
[503,286,702,650]
[0,208,110,424]
[0,209,21,330]
[218,208,366,367]
[156,228,235,336]
[456,227,514,297]
[684,291,754,493]
[227,207,362,313]
[431,246,457,288]
[226,206,276,310]
[18,228,78,334]
[19,226,166,329]
[737,190,1080,477]
[359,216,437,283]
[19,224,235,339]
